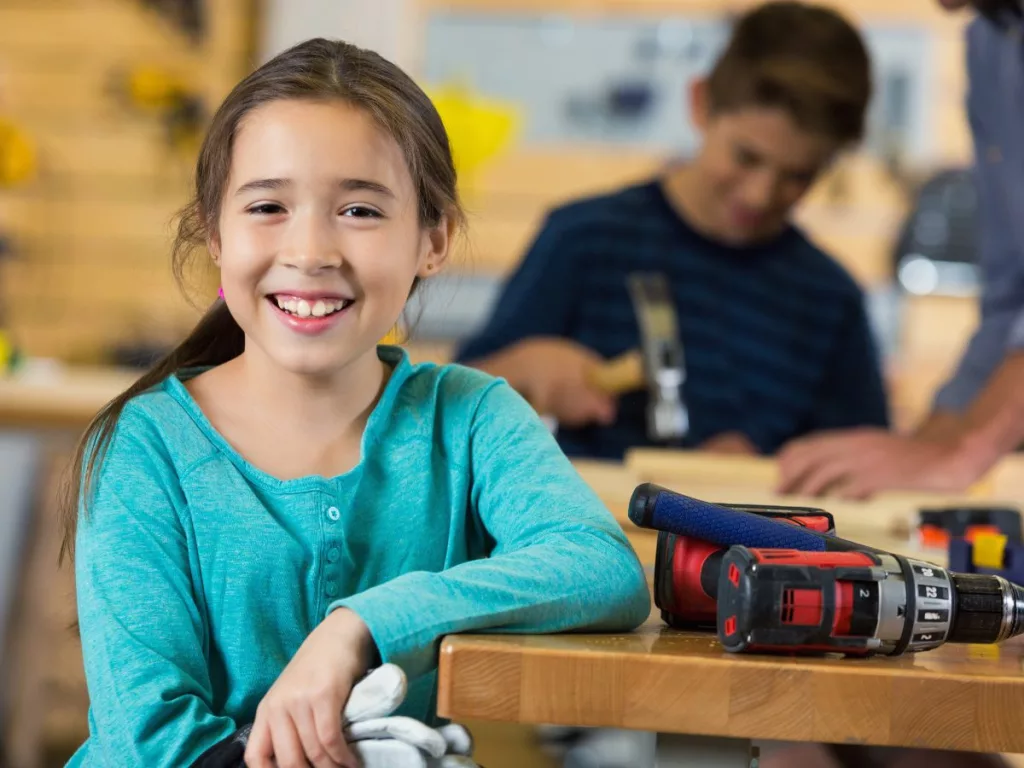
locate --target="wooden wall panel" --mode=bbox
[0,0,253,363]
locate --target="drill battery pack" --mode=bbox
[948,534,1024,587]
[916,506,1022,552]
[655,504,836,630]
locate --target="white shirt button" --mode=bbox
[326,506,340,522]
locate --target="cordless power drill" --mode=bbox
[717,545,1024,656]
[633,483,1024,656]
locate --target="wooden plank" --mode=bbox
[0,58,222,119]
[33,126,193,181]
[0,0,249,58]
[622,448,1024,539]
[9,197,179,242]
[625,449,778,488]
[0,1,188,53]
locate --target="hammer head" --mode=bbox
[627,272,688,443]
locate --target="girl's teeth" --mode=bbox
[274,296,348,317]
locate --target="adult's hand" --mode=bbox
[776,427,982,499]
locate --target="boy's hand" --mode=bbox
[700,432,757,455]
[499,338,618,427]
[245,609,375,768]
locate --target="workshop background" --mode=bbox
[0,0,981,766]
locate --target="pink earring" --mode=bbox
[217,287,224,299]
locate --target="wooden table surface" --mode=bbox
[437,611,1024,754]
[0,364,137,429]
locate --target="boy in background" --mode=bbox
[456,0,889,460]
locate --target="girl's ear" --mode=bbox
[207,232,222,266]
[416,213,456,278]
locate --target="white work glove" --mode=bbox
[344,664,479,768]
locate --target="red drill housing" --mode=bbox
[654,505,835,629]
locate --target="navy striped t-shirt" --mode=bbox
[455,179,889,460]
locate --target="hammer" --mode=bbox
[585,272,688,442]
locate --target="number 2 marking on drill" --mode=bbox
[859,588,871,598]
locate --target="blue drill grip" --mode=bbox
[628,483,830,551]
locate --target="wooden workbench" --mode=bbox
[437,612,1024,756]
[438,455,1024,765]
[0,364,137,429]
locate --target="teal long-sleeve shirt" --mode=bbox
[68,346,650,767]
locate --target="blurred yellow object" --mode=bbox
[0,330,17,372]
[0,119,36,187]
[126,66,193,111]
[114,66,205,156]
[426,82,520,189]
[381,327,405,346]
[973,532,1008,570]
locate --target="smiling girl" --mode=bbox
[61,38,650,768]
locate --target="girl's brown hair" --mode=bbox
[59,38,463,561]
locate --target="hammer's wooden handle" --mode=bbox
[587,349,644,395]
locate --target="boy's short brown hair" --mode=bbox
[707,1,871,144]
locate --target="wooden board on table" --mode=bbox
[625,448,778,488]
[438,607,1024,754]
[624,448,1024,540]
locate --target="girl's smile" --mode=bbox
[266,292,356,336]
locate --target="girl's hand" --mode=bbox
[245,608,376,768]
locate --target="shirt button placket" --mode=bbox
[324,505,342,602]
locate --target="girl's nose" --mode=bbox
[280,214,343,272]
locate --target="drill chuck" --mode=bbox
[948,573,1024,645]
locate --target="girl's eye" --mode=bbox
[341,206,382,219]
[248,203,285,216]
